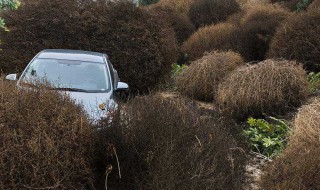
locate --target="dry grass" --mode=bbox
[260,98,320,189]
[217,59,309,120]
[181,23,238,61]
[236,4,289,61]
[0,81,95,189]
[188,0,241,28]
[267,8,320,72]
[175,51,244,101]
[97,95,248,190]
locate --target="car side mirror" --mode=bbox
[5,74,17,81]
[115,82,129,92]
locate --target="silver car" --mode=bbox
[5,49,129,121]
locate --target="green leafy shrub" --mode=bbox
[176,51,244,101]
[0,81,95,189]
[138,0,159,6]
[97,95,248,190]
[171,63,187,77]
[308,72,320,93]
[260,98,320,189]
[236,4,289,62]
[296,0,312,11]
[217,59,309,120]
[181,23,238,61]
[0,0,178,93]
[244,117,291,158]
[188,0,240,28]
[267,8,320,72]
[0,0,19,29]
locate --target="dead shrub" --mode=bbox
[0,82,95,189]
[237,4,289,61]
[175,51,244,101]
[237,0,270,8]
[260,98,320,189]
[0,0,178,93]
[217,59,309,120]
[188,0,241,28]
[156,0,196,14]
[181,23,238,61]
[146,4,195,45]
[267,9,320,72]
[97,95,247,190]
[308,0,320,9]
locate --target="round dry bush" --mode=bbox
[97,95,247,190]
[217,59,309,120]
[268,9,320,72]
[146,4,196,45]
[189,0,241,28]
[260,98,320,189]
[156,0,196,14]
[176,51,244,101]
[181,23,238,61]
[0,82,94,189]
[0,0,178,93]
[237,4,289,61]
[308,0,320,9]
[271,0,303,11]
[237,0,270,8]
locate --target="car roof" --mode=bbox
[37,49,106,63]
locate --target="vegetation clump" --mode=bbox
[0,81,95,189]
[260,98,320,189]
[268,8,320,72]
[236,4,289,62]
[217,59,309,120]
[0,0,178,93]
[244,117,291,158]
[181,23,238,61]
[146,4,195,45]
[175,51,244,101]
[188,0,241,28]
[98,95,247,190]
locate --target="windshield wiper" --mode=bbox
[53,87,89,92]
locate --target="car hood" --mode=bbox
[65,91,115,121]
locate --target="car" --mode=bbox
[5,49,129,122]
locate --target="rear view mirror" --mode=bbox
[5,74,17,81]
[115,82,129,92]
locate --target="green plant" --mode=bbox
[308,72,320,93]
[244,117,291,158]
[171,63,188,77]
[138,0,159,6]
[296,0,311,11]
[0,0,19,29]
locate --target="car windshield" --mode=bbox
[20,58,110,92]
